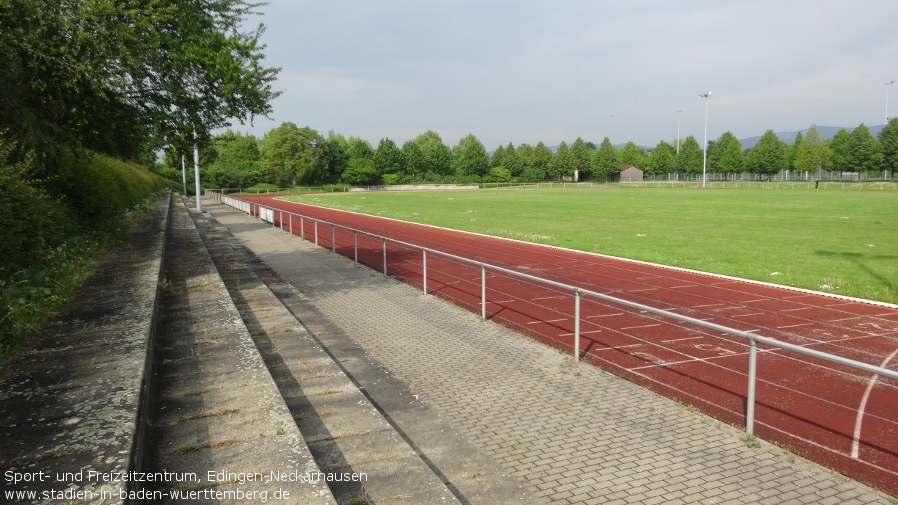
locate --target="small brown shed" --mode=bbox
[606,165,644,183]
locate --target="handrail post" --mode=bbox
[354,231,358,263]
[481,264,487,321]
[314,221,319,246]
[383,239,387,275]
[574,288,581,364]
[332,224,336,253]
[422,249,428,295]
[746,338,758,436]
[289,214,293,235]
[280,210,283,230]
[300,217,304,239]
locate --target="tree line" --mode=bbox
[173,120,898,189]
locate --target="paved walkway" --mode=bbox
[205,199,895,505]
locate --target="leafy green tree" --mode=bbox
[676,136,703,174]
[0,0,280,173]
[848,124,883,173]
[502,142,522,176]
[793,125,832,175]
[490,144,507,168]
[878,117,898,178]
[401,140,426,180]
[829,129,852,173]
[375,138,404,177]
[451,134,490,181]
[340,158,379,186]
[647,141,676,175]
[619,142,647,168]
[531,142,553,180]
[320,132,350,183]
[571,137,592,180]
[591,137,619,179]
[412,130,452,176]
[259,122,325,186]
[786,131,803,170]
[708,131,744,173]
[549,141,575,180]
[346,137,375,160]
[203,130,263,188]
[746,130,786,175]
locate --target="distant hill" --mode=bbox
[738,125,885,150]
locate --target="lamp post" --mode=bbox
[676,108,684,154]
[885,80,895,124]
[699,92,712,188]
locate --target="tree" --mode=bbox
[549,141,575,180]
[786,131,803,170]
[374,138,404,177]
[531,142,553,180]
[746,130,786,175]
[708,131,744,174]
[203,130,263,188]
[259,122,325,186]
[0,0,281,173]
[619,142,647,168]
[830,129,852,173]
[412,130,452,176]
[340,158,379,186]
[346,137,375,161]
[676,136,703,174]
[793,125,832,175]
[451,134,490,180]
[502,142,522,176]
[591,137,619,179]
[848,124,883,174]
[647,141,676,175]
[401,140,426,180]
[878,117,898,178]
[320,132,350,183]
[571,137,592,180]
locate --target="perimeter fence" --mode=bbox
[209,191,898,443]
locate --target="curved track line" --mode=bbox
[852,347,898,458]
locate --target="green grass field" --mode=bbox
[282,187,898,305]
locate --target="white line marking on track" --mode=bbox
[740,299,768,304]
[662,336,704,343]
[777,322,815,329]
[532,295,568,301]
[587,313,624,318]
[529,318,566,325]
[628,288,658,293]
[621,324,662,331]
[781,307,812,312]
[852,347,898,459]
[670,284,698,289]
[694,303,726,308]
[594,343,643,351]
[560,330,603,336]
[731,313,765,318]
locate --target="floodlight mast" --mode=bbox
[699,92,712,188]
[885,81,895,124]
[677,108,684,154]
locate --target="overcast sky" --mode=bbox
[230,0,898,149]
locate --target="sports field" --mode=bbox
[284,187,898,305]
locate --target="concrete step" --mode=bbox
[143,195,337,504]
[189,196,468,504]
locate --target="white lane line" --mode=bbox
[670,284,698,289]
[621,324,662,331]
[777,323,815,329]
[533,295,568,301]
[662,336,704,343]
[852,347,898,459]
[741,299,768,304]
[594,343,643,351]
[528,318,566,325]
[559,329,603,336]
[628,288,658,293]
[781,307,812,312]
[731,312,765,318]
[694,303,726,308]
[587,313,624,318]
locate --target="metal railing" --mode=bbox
[210,192,898,438]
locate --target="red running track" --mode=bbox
[234,194,898,495]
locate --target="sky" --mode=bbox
[228,0,898,150]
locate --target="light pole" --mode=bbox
[885,80,895,124]
[676,108,684,154]
[700,92,712,188]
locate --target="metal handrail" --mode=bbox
[211,192,898,437]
